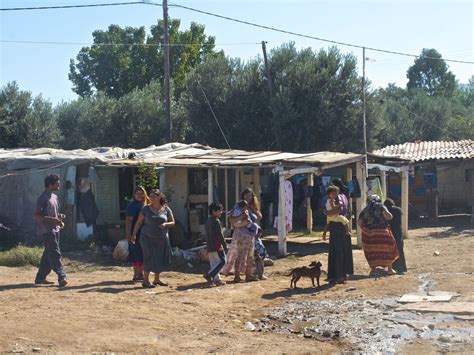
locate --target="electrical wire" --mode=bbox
[0,1,152,11]
[169,1,474,65]
[0,39,260,47]
[197,81,231,149]
[2,1,472,65]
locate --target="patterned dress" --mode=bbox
[359,201,399,268]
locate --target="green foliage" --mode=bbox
[137,163,159,191]
[407,48,456,97]
[0,245,43,267]
[56,81,183,149]
[69,20,219,99]
[0,82,60,148]
[181,44,366,153]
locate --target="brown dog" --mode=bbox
[287,261,322,288]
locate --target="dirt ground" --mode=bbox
[0,216,473,353]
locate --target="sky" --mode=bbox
[1,0,473,105]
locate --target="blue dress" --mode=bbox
[127,201,144,264]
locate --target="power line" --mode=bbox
[2,1,472,65]
[197,81,231,149]
[0,1,153,11]
[170,1,474,65]
[0,39,259,47]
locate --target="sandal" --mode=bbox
[153,280,168,286]
[142,282,156,288]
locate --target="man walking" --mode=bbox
[33,174,68,287]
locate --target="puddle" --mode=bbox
[253,297,474,353]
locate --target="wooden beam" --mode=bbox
[306,173,313,233]
[345,167,353,232]
[278,172,287,255]
[401,170,409,239]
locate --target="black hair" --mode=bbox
[384,198,395,209]
[44,174,60,188]
[208,202,223,215]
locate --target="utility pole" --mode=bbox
[261,41,280,150]
[362,47,368,177]
[163,0,172,142]
[261,41,273,98]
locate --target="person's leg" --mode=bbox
[153,272,167,286]
[322,223,329,241]
[46,232,67,285]
[206,251,224,282]
[35,234,52,283]
[245,239,257,282]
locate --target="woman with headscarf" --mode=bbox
[358,194,399,275]
[384,198,407,273]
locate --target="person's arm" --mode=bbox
[161,207,175,229]
[382,206,393,221]
[326,199,341,216]
[131,213,145,243]
[125,215,133,240]
[215,220,228,252]
[383,210,393,221]
[250,206,262,221]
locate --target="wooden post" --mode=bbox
[401,170,409,239]
[380,170,387,201]
[235,169,240,202]
[355,161,366,248]
[208,168,213,205]
[278,172,287,255]
[346,167,353,232]
[306,173,313,233]
[224,168,228,227]
[253,167,260,196]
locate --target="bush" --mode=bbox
[0,245,43,267]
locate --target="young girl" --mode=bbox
[322,185,351,240]
[229,200,259,235]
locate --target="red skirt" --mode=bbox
[362,226,399,268]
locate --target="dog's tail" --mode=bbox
[284,270,295,277]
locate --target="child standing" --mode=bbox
[204,203,228,286]
[322,185,351,240]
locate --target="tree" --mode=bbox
[56,80,186,149]
[69,20,219,99]
[407,48,456,97]
[0,82,60,148]
[180,44,367,153]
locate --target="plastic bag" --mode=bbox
[113,239,129,261]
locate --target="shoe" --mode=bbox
[203,274,213,285]
[214,280,226,286]
[259,275,268,280]
[233,276,242,283]
[245,276,258,282]
[142,282,156,288]
[35,279,54,285]
[132,275,144,282]
[58,278,68,287]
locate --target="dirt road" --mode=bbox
[0,217,473,353]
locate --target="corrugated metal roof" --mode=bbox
[0,143,364,170]
[372,140,474,162]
